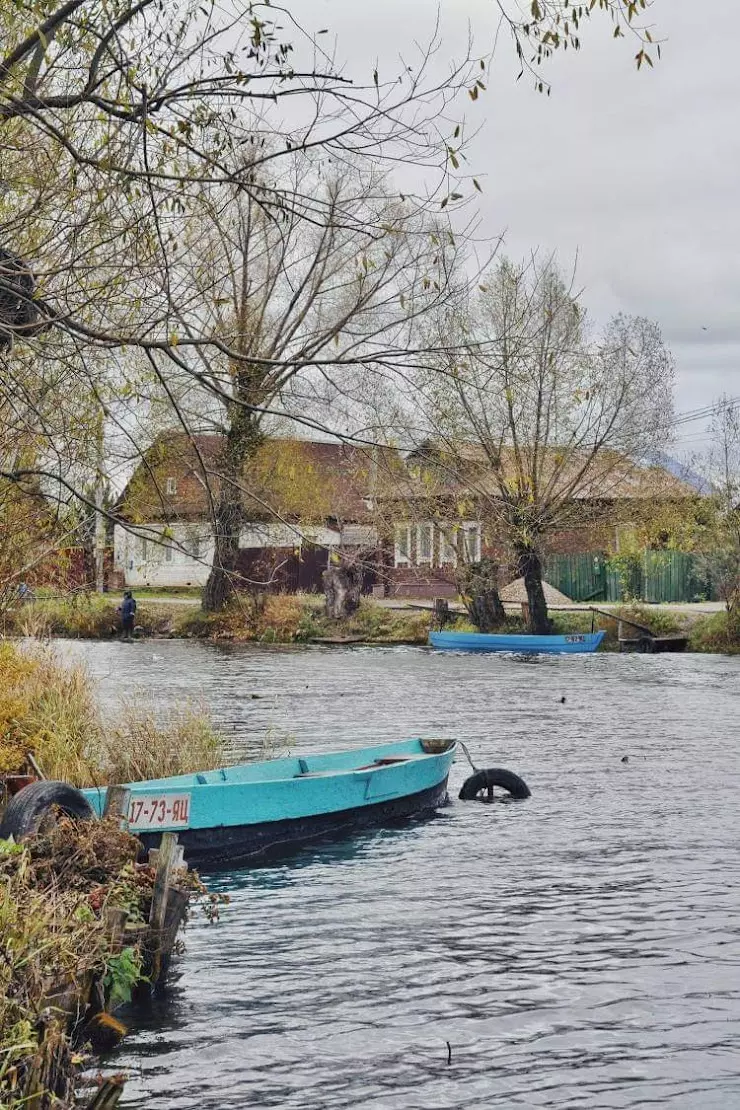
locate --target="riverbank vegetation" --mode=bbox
[1,596,178,641]
[2,595,738,653]
[0,641,225,785]
[686,609,740,655]
[0,817,152,1107]
[177,596,432,645]
[1,595,432,646]
[0,808,217,1109]
[0,643,226,1107]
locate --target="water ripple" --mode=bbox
[59,641,740,1109]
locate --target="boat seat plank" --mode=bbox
[293,770,347,778]
[355,757,410,770]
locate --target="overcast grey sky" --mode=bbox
[294,0,739,452]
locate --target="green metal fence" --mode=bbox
[543,550,716,604]
[542,553,607,602]
[641,550,702,603]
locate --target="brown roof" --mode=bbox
[117,433,388,524]
[396,443,697,503]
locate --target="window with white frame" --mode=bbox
[164,543,173,563]
[417,523,434,565]
[191,535,201,560]
[437,525,458,567]
[140,536,148,561]
[394,524,411,566]
[462,522,482,563]
[165,476,177,495]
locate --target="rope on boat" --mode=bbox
[456,740,479,775]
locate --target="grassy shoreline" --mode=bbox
[0,642,228,1108]
[1,595,739,653]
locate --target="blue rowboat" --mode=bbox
[429,630,605,655]
[81,738,456,869]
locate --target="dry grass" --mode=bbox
[6,593,432,645]
[0,848,109,1099]
[175,592,314,642]
[688,609,740,654]
[177,595,432,644]
[0,642,99,783]
[95,699,225,784]
[0,818,149,1105]
[0,646,227,1107]
[1,596,178,640]
[0,642,226,787]
[342,601,430,642]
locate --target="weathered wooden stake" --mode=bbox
[103,785,131,826]
[432,597,450,629]
[26,752,46,780]
[149,832,179,983]
[87,1075,126,1108]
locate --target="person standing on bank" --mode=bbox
[119,590,137,642]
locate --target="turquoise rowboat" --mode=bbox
[81,738,456,869]
[429,630,605,654]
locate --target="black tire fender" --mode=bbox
[458,767,531,801]
[0,781,95,841]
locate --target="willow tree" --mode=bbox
[493,0,662,91]
[0,0,479,566]
[407,257,674,633]
[0,0,662,357]
[143,158,462,611]
[0,0,664,585]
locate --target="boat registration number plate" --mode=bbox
[564,634,586,643]
[127,793,191,830]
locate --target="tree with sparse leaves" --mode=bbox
[0,0,664,596]
[140,159,463,611]
[400,256,675,634]
[495,0,661,93]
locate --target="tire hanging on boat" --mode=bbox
[0,780,95,841]
[458,767,531,801]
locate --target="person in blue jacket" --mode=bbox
[119,590,137,642]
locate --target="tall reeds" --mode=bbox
[96,701,225,784]
[0,642,225,786]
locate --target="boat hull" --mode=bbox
[82,738,455,869]
[429,630,605,654]
[136,777,450,870]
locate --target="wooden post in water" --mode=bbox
[88,1076,126,1109]
[148,831,179,983]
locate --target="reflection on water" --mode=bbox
[60,641,740,1109]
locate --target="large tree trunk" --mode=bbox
[515,544,551,634]
[323,559,362,619]
[456,557,505,632]
[202,409,262,613]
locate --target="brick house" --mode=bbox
[377,443,699,598]
[112,434,382,590]
[112,432,700,598]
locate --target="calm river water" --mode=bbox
[60,640,740,1109]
